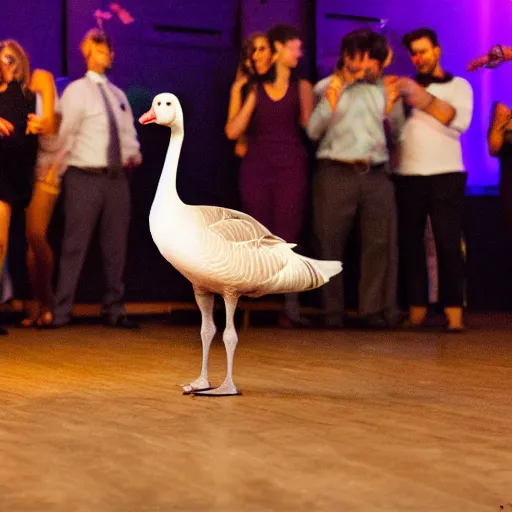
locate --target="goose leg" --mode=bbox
[182,291,216,394]
[194,294,241,396]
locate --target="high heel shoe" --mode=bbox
[36,309,54,328]
[20,316,39,328]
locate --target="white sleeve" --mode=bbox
[53,82,85,172]
[448,78,474,133]
[117,89,141,160]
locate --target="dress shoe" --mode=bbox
[323,313,344,329]
[444,323,466,333]
[361,313,388,329]
[105,315,140,329]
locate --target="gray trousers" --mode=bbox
[312,159,398,320]
[54,167,130,325]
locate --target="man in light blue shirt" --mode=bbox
[307,29,400,328]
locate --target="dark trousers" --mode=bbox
[500,170,512,232]
[53,167,130,325]
[312,159,398,319]
[395,172,467,308]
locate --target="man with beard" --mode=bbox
[314,32,395,101]
[393,28,473,332]
[50,29,142,329]
[307,29,401,328]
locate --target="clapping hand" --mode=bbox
[26,113,48,135]
[325,74,344,111]
[395,77,433,109]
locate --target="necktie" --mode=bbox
[97,83,122,175]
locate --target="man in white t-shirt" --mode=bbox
[392,28,474,331]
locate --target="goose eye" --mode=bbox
[166,102,171,106]
[157,102,161,106]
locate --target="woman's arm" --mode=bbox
[298,79,314,129]
[468,45,512,72]
[396,77,458,126]
[306,74,345,141]
[383,75,399,115]
[27,68,60,135]
[488,102,512,157]
[225,72,250,151]
[224,80,257,141]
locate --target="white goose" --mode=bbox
[140,93,342,396]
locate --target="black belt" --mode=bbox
[321,159,387,174]
[70,166,123,178]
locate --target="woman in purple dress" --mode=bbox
[225,25,314,325]
[226,32,273,159]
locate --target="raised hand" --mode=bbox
[467,45,512,71]
[0,117,14,137]
[234,69,249,87]
[325,74,344,111]
[467,53,490,72]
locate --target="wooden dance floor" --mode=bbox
[1,313,511,511]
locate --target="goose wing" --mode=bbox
[200,206,296,248]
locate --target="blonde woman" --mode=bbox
[0,40,62,327]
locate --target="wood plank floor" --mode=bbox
[0,313,511,511]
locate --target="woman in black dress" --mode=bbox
[0,54,38,333]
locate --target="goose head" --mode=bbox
[139,93,183,128]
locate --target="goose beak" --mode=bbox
[139,107,157,125]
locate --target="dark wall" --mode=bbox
[0,0,63,74]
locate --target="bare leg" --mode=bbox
[24,183,58,326]
[182,291,216,394]
[0,201,11,275]
[194,293,241,396]
[21,248,41,326]
[0,200,12,335]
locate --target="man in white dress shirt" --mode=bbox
[51,29,141,328]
